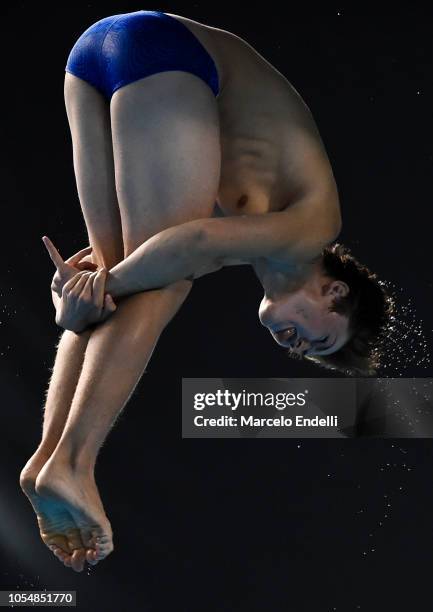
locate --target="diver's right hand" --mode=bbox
[42,236,99,300]
[55,269,117,333]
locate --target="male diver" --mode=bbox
[20,10,392,572]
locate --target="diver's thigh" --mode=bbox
[110,70,221,255]
[64,72,124,267]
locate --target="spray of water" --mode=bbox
[374,279,431,376]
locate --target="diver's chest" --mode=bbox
[216,149,287,216]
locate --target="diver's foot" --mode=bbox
[35,456,113,570]
[20,450,80,570]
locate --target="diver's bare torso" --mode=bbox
[165,12,338,230]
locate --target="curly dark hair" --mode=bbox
[289,242,395,377]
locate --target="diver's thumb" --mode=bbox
[101,293,117,319]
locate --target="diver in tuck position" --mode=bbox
[19,10,393,572]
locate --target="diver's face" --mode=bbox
[258,280,351,356]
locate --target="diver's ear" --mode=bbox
[327,280,350,298]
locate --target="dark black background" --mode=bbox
[1,2,432,611]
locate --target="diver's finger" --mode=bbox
[65,245,93,266]
[99,295,117,321]
[62,271,92,295]
[92,269,107,305]
[75,261,98,271]
[42,236,67,271]
[79,271,99,299]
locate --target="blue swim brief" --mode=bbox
[65,10,220,99]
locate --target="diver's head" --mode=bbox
[258,243,394,376]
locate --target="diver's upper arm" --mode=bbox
[274,194,342,262]
[197,190,341,267]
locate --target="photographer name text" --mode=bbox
[193,415,338,428]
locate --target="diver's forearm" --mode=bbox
[104,220,205,298]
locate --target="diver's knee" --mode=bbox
[91,243,124,269]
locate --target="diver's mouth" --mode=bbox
[272,325,298,346]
